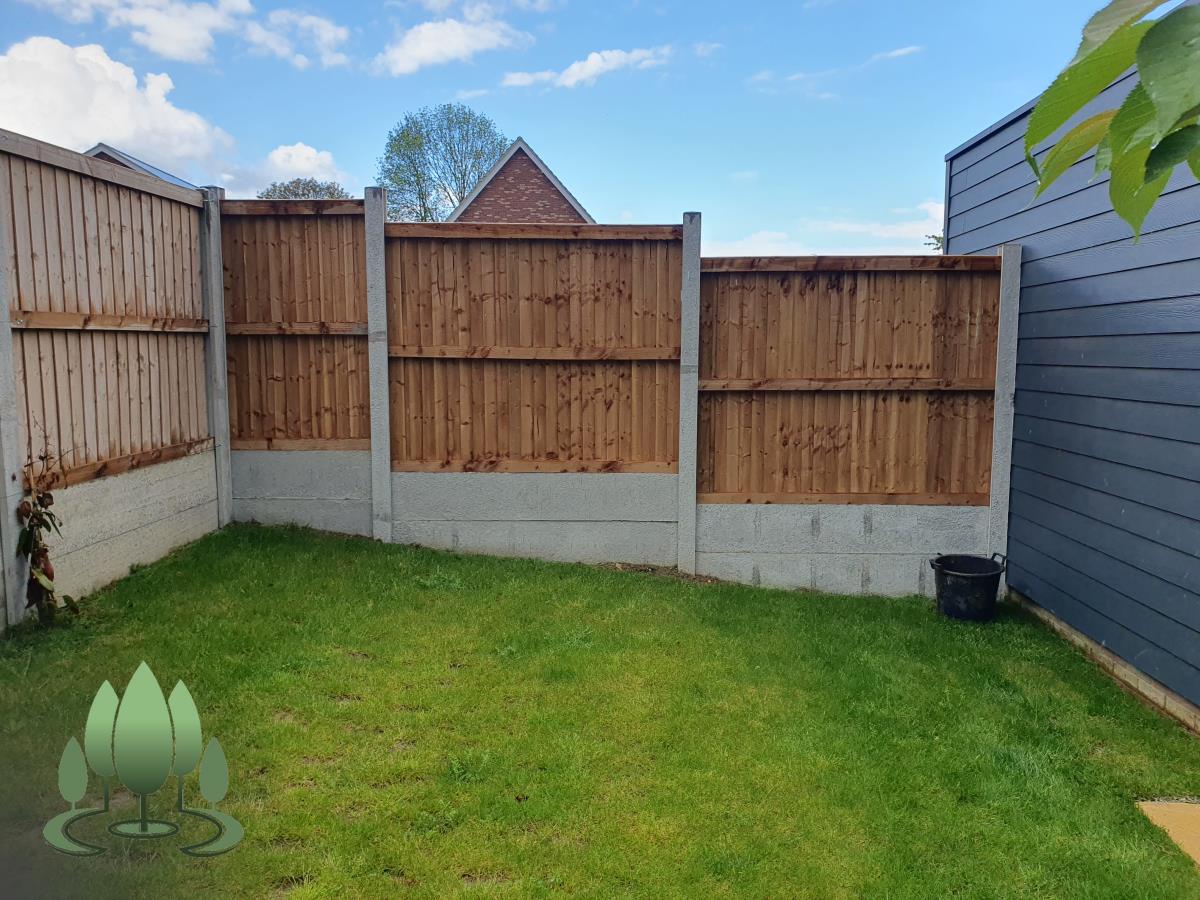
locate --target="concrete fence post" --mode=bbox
[0,171,24,631]
[990,243,1022,590]
[200,186,233,527]
[676,212,702,573]
[364,187,393,543]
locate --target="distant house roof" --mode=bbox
[448,137,594,224]
[84,143,198,191]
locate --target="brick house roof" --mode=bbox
[448,138,594,224]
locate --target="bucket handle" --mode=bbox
[991,552,1007,571]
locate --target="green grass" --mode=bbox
[2,524,1199,898]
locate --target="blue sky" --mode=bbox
[1,0,1105,253]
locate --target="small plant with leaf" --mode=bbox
[1028,0,1200,236]
[16,447,76,625]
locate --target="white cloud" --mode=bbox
[504,45,671,89]
[374,9,530,76]
[21,1,350,67]
[455,87,491,99]
[705,202,946,257]
[805,201,944,241]
[693,41,723,57]
[513,0,559,10]
[869,45,922,63]
[0,36,231,171]
[264,142,345,182]
[245,10,349,69]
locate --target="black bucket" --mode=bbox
[930,553,1006,622]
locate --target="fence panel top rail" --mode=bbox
[385,223,682,241]
[701,255,1001,272]
[220,199,365,216]
[0,128,202,208]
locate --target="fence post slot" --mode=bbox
[200,186,233,527]
[0,167,24,631]
[990,243,1022,590]
[364,187,393,543]
[676,212,702,573]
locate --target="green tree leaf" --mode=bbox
[1037,110,1118,195]
[1110,139,1170,236]
[1189,147,1200,180]
[1026,21,1152,169]
[1145,124,1200,181]
[168,682,204,777]
[198,737,229,805]
[1095,133,1114,174]
[113,662,174,797]
[1070,0,1172,65]
[58,737,88,806]
[83,681,118,779]
[1138,6,1200,134]
[1109,82,1161,158]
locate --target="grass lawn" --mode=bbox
[2,524,1199,898]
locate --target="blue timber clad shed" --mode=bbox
[944,34,1200,706]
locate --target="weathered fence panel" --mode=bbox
[384,223,683,472]
[221,200,370,450]
[1,133,210,486]
[697,257,1002,504]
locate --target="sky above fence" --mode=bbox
[2,0,1104,254]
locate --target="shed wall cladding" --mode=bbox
[945,69,1200,706]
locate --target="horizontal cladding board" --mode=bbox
[1017,333,1200,369]
[1019,296,1200,340]
[1019,258,1200,312]
[1009,537,1200,672]
[949,168,1196,251]
[1011,563,1200,707]
[949,146,1074,220]
[1011,494,1200,617]
[1022,223,1200,288]
[1015,364,1200,406]
[950,152,1107,232]
[1015,390,1200,443]
[1012,440,1200,521]
[1011,466,1200,557]
[1013,414,1200,481]
[1013,186,1200,263]
[949,71,1137,181]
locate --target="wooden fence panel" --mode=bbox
[697,261,1001,504]
[384,228,683,471]
[2,141,210,486]
[221,204,369,450]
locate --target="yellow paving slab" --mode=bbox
[1140,801,1200,864]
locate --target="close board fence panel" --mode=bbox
[384,224,683,472]
[696,257,1002,505]
[1,130,211,488]
[221,201,370,450]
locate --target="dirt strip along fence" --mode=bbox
[1,130,211,488]
[221,200,370,451]
[697,256,1002,506]
[383,223,683,473]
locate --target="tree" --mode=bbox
[168,682,204,810]
[257,178,350,200]
[1028,1,1200,236]
[83,681,118,810]
[377,103,509,222]
[924,233,945,253]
